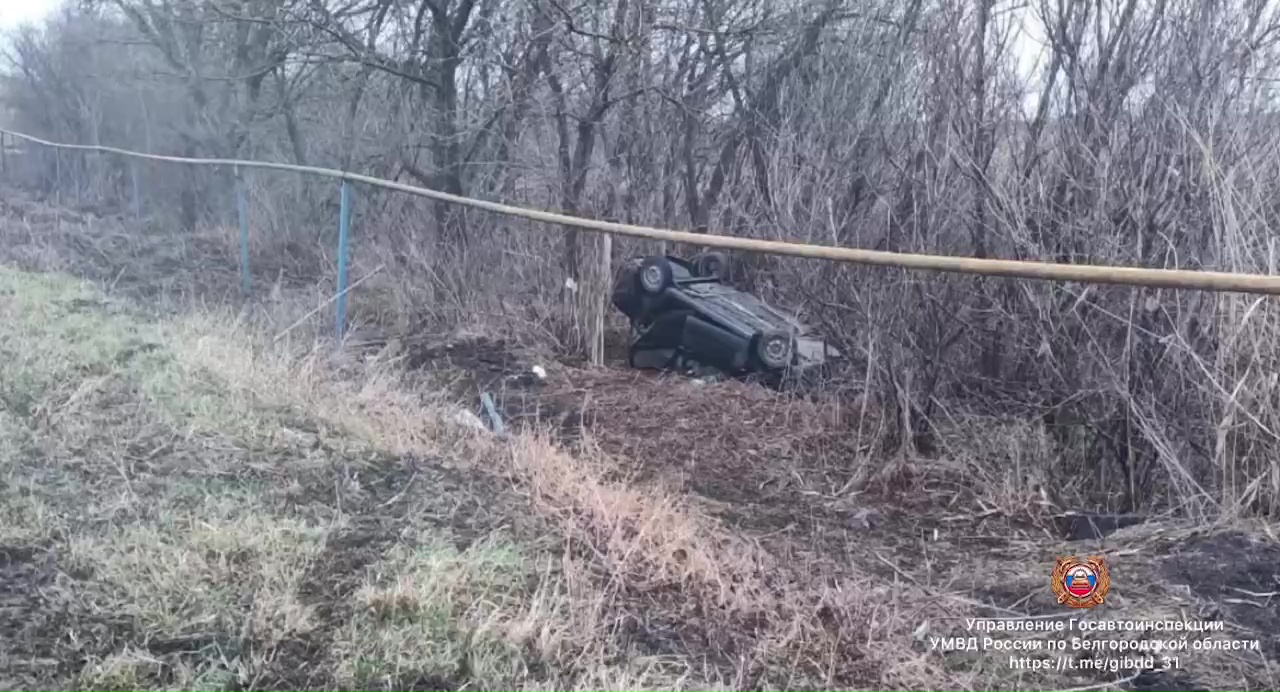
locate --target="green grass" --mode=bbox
[336,536,538,688]
[0,267,553,690]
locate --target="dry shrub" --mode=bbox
[11,0,1280,524]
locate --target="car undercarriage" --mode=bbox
[611,252,838,380]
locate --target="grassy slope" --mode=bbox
[2,250,1277,692]
[0,268,574,690]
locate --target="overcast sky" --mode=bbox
[0,0,1048,115]
[0,0,1047,72]
[0,0,59,31]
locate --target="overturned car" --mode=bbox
[611,252,836,377]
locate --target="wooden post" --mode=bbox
[130,162,141,218]
[591,233,612,367]
[334,180,353,342]
[236,167,251,295]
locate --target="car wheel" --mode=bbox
[639,256,674,294]
[755,331,794,370]
[692,251,729,280]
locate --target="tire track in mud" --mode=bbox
[1,544,78,690]
[256,453,528,691]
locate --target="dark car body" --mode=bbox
[612,254,820,376]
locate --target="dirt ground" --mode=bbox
[406,335,1280,684]
[2,190,1278,691]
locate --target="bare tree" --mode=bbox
[9,0,1280,515]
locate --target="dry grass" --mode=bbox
[156,300,931,688]
[0,267,573,690]
[2,196,1279,691]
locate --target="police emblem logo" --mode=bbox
[1051,556,1110,609]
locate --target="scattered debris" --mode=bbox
[1057,511,1148,540]
[851,507,883,530]
[481,391,506,437]
[448,408,489,433]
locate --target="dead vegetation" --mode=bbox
[2,192,1278,692]
[10,0,1280,523]
[4,1,1280,687]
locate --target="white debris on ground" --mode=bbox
[795,337,839,367]
[506,364,548,387]
[448,408,489,433]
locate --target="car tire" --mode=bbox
[754,331,795,370]
[639,256,674,294]
[692,251,729,280]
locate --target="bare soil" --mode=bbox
[399,331,1280,691]
[1157,533,1280,659]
